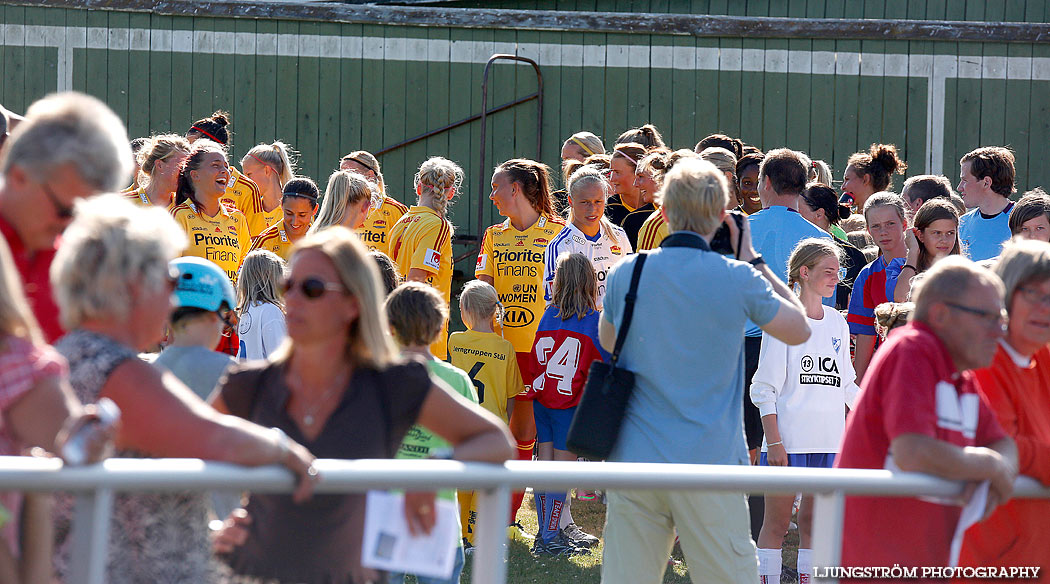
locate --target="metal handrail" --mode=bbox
[464,54,544,263]
[6,457,1045,584]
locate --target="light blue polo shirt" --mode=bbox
[745,205,832,336]
[602,232,781,465]
[959,203,1013,261]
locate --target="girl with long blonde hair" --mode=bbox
[751,238,859,584]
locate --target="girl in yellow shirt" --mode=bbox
[248,177,320,261]
[388,157,463,359]
[126,134,190,208]
[185,110,263,219]
[170,140,250,285]
[240,141,297,239]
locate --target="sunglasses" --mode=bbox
[281,277,346,299]
[41,183,75,220]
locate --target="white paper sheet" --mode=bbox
[949,480,989,567]
[361,491,458,580]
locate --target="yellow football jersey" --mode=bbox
[243,204,284,240]
[171,200,251,284]
[124,186,173,209]
[475,215,565,353]
[448,330,523,423]
[247,221,302,262]
[637,208,670,251]
[221,167,261,216]
[357,195,409,256]
[388,206,454,359]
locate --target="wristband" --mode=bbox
[748,255,766,267]
[901,264,918,273]
[767,440,783,447]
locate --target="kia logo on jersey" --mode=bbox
[503,305,535,328]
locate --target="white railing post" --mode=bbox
[472,484,510,584]
[68,488,114,584]
[811,490,845,584]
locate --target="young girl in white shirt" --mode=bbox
[236,250,288,360]
[751,237,861,584]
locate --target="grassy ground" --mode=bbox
[445,491,799,584]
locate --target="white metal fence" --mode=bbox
[0,456,1046,584]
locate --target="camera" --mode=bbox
[709,209,746,256]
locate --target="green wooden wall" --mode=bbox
[4,1,1050,257]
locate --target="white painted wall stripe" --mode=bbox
[6,23,1050,174]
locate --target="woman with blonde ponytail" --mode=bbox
[309,170,374,234]
[241,141,297,238]
[388,157,463,359]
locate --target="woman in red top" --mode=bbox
[960,238,1050,578]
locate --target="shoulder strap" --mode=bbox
[609,253,648,366]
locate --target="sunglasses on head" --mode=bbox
[281,277,346,299]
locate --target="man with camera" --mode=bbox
[596,158,809,584]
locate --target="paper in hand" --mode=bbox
[361,491,459,580]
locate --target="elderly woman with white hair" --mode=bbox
[50,195,316,583]
[958,238,1050,573]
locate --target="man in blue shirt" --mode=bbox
[957,146,1016,261]
[599,158,809,584]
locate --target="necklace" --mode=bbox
[290,368,350,427]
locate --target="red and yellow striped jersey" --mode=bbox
[171,200,251,284]
[389,205,454,359]
[220,168,261,216]
[357,195,409,256]
[637,209,670,251]
[247,221,305,262]
[475,215,565,353]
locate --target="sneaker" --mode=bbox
[507,521,534,543]
[462,538,474,556]
[561,523,599,548]
[532,532,588,557]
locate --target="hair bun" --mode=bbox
[871,143,905,174]
[210,111,230,127]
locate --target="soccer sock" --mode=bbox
[457,491,475,546]
[534,492,548,541]
[559,496,573,528]
[509,439,535,523]
[539,491,567,543]
[796,548,813,584]
[757,548,782,584]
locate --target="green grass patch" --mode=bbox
[408,491,799,583]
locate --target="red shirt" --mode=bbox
[958,344,1050,579]
[0,215,63,342]
[836,322,1007,572]
[524,307,609,410]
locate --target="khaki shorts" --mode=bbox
[601,489,758,584]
